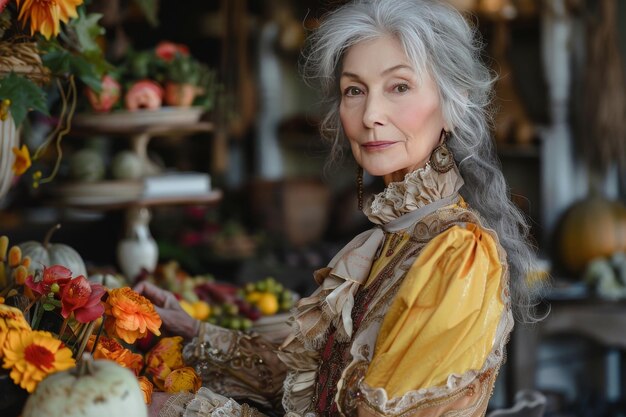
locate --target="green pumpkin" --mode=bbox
[19,224,87,278]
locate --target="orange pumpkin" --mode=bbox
[557,196,626,275]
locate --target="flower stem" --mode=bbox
[75,321,96,361]
[59,315,70,339]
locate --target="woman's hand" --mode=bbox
[133,281,200,340]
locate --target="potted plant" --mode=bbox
[154,41,217,109]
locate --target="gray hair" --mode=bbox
[302,0,544,322]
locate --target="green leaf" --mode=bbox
[42,303,56,311]
[41,48,71,74]
[133,0,160,27]
[0,73,49,127]
[69,12,105,54]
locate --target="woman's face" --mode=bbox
[339,35,446,184]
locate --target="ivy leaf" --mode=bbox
[133,0,160,27]
[0,73,49,127]
[69,12,105,54]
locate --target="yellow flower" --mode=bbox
[0,304,31,357]
[145,336,184,389]
[163,367,202,393]
[2,330,75,393]
[16,0,83,39]
[104,287,162,344]
[11,145,31,176]
[57,0,82,23]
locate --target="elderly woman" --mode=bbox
[138,0,541,416]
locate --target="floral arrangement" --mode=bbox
[0,0,110,187]
[0,235,202,412]
[94,40,219,112]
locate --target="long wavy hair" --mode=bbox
[302,0,544,322]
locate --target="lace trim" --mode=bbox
[365,163,464,225]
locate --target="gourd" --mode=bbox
[557,196,626,274]
[22,355,147,417]
[88,273,125,289]
[111,150,143,180]
[70,148,106,182]
[19,224,87,278]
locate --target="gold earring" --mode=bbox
[430,129,454,173]
[357,165,363,210]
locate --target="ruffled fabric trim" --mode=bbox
[366,163,464,225]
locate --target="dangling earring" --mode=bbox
[356,165,363,210]
[430,129,454,173]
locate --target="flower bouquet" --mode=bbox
[0,235,203,416]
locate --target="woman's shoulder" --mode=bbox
[409,202,500,248]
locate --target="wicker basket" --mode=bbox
[0,41,50,84]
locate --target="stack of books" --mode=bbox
[142,172,211,197]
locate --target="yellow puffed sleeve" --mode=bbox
[364,224,504,399]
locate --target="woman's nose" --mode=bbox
[362,94,387,128]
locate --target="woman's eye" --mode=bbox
[394,83,410,93]
[344,86,363,96]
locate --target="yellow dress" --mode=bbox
[175,163,512,417]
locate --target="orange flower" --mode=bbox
[0,304,31,357]
[2,330,75,393]
[145,336,184,389]
[104,287,161,344]
[16,0,83,39]
[163,367,202,393]
[87,335,144,375]
[138,376,154,404]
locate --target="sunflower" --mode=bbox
[0,304,31,357]
[104,287,161,344]
[16,0,83,39]
[2,330,75,393]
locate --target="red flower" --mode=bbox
[0,0,9,14]
[155,41,189,62]
[60,276,106,323]
[25,265,72,296]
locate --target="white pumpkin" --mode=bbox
[22,356,147,417]
[88,273,126,289]
[19,224,87,277]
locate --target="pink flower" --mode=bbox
[0,0,10,14]
[155,41,189,62]
[25,265,72,296]
[60,276,105,323]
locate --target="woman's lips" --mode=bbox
[361,141,397,151]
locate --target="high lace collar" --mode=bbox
[364,162,465,225]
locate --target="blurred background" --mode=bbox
[2,0,626,415]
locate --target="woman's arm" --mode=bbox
[135,281,287,410]
[183,321,287,410]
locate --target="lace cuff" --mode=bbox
[182,322,287,410]
[159,387,268,417]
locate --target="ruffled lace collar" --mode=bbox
[364,162,464,225]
